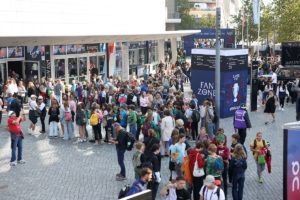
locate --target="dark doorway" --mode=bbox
[8,61,23,80]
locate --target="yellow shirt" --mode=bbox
[250,139,265,159]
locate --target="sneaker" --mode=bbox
[40,131,46,134]
[282,108,285,111]
[116,176,127,181]
[271,119,275,123]
[116,173,122,177]
[259,177,263,183]
[17,160,26,164]
[10,161,17,166]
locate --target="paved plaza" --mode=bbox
[0,98,292,200]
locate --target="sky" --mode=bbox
[263,0,273,5]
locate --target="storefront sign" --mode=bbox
[0,47,7,59]
[284,126,300,200]
[26,46,45,61]
[53,45,66,55]
[8,46,24,58]
[86,44,99,53]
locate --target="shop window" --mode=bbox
[55,59,65,80]
[79,57,87,82]
[25,62,39,81]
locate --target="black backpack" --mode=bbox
[212,108,218,124]
[124,131,136,151]
[192,110,200,123]
[118,185,131,199]
[202,186,221,199]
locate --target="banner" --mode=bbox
[284,126,300,200]
[26,46,45,60]
[252,0,260,25]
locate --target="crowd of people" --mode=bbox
[4,59,275,200]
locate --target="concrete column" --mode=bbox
[50,45,55,80]
[171,37,177,64]
[121,42,129,81]
[158,39,165,63]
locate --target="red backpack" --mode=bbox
[65,111,72,121]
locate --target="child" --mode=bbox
[76,103,87,143]
[132,142,145,180]
[216,139,230,198]
[196,127,210,143]
[8,111,25,166]
[211,128,227,147]
[90,107,101,144]
[127,105,137,139]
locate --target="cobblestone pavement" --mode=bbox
[0,94,292,200]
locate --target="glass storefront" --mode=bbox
[78,57,87,82]
[24,61,39,81]
[55,59,65,80]
[148,41,159,64]
[129,42,146,76]
[0,63,7,83]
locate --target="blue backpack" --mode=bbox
[214,156,224,172]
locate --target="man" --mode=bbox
[113,123,127,181]
[233,104,251,145]
[10,93,22,117]
[126,168,152,197]
[160,176,191,200]
[200,175,225,200]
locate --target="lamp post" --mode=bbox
[215,3,221,128]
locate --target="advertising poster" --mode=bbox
[285,129,300,200]
[8,46,24,58]
[0,47,7,59]
[190,69,215,105]
[281,42,300,66]
[86,44,99,53]
[26,46,45,60]
[220,70,248,118]
[67,44,87,54]
[53,45,66,55]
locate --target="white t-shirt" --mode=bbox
[272,73,277,84]
[200,186,225,200]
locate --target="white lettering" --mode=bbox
[292,161,300,192]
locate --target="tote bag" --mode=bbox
[193,153,205,177]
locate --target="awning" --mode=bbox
[0,30,200,46]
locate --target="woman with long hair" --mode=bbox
[48,98,60,138]
[60,98,74,140]
[230,144,247,200]
[264,90,277,125]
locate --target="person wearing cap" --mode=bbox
[7,111,26,166]
[28,94,39,134]
[200,175,225,200]
[37,96,46,133]
[112,123,127,181]
[233,104,252,145]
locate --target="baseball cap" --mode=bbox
[203,175,215,186]
[8,111,15,116]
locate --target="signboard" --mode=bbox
[8,46,24,58]
[183,29,235,56]
[283,123,300,200]
[282,42,300,66]
[26,46,45,60]
[251,61,259,111]
[53,45,66,55]
[0,47,7,59]
[191,49,248,118]
[67,44,87,54]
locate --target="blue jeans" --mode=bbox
[207,122,215,140]
[129,124,137,139]
[232,176,245,200]
[63,121,74,140]
[117,148,126,177]
[11,137,23,162]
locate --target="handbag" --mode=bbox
[258,154,266,165]
[193,153,205,177]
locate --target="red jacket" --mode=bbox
[188,149,206,173]
[217,145,230,167]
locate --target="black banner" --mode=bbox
[281,42,300,66]
[251,61,259,111]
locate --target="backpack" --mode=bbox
[65,111,72,121]
[214,156,224,172]
[132,152,142,169]
[124,131,136,151]
[142,122,151,136]
[202,186,221,200]
[253,139,267,155]
[90,113,99,126]
[192,110,200,123]
[118,185,131,199]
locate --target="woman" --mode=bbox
[205,144,223,181]
[175,119,185,135]
[142,111,154,141]
[152,93,164,109]
[28,95,39,134]
[27,81,36,99]
[262,82,272,105]
[196,127,210,143]
[250,132,268,183]
[144,129,160,160]
[277,81,289,111]
[140,91,149,115]
[189,142,206,200]
[17,81,26,107]
[160,110,175,157]
[264,90,277,125]
[168,129,179,180]
[75,103,87,143]
[7,79,18,96]
[230,144,247,200]
[48,98,60,138]
[60,98,74,140]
